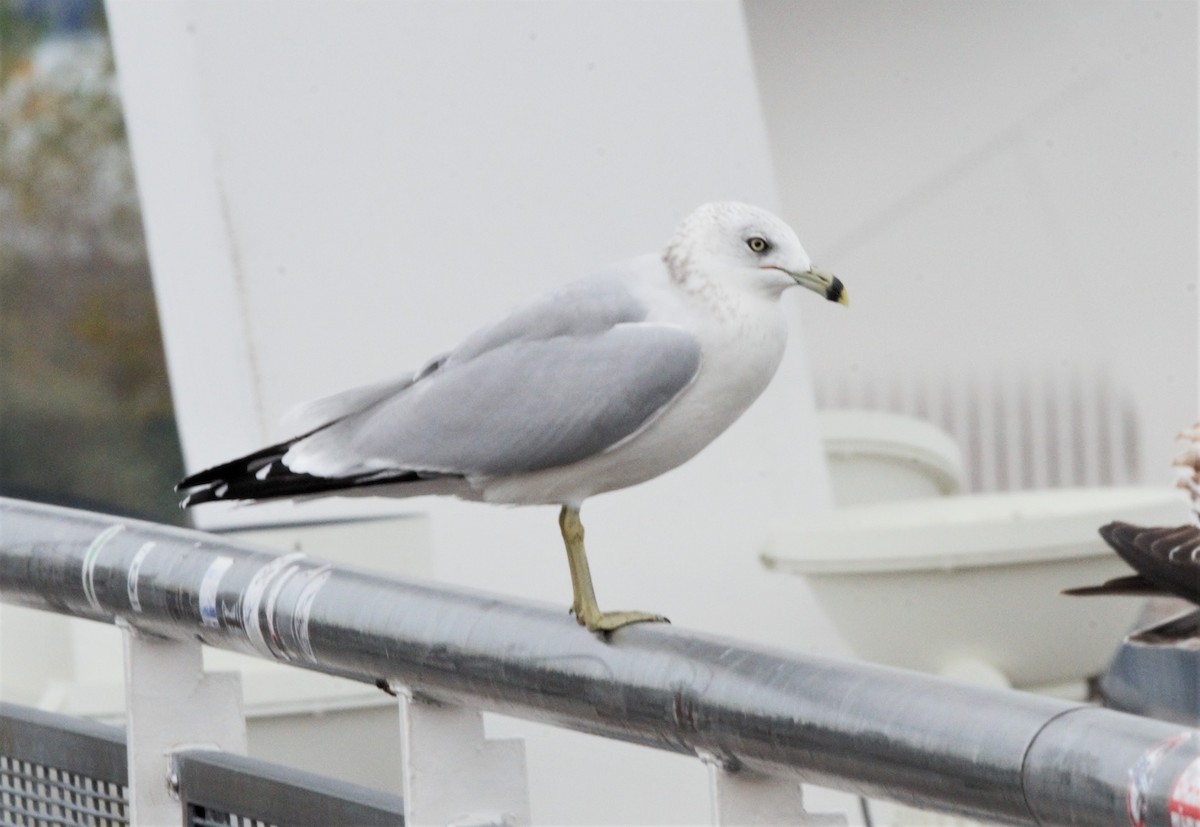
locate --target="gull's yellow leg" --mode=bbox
[558,506,669,633]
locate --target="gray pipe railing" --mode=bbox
[1,496,1197,826]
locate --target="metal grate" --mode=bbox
[1,704,402,827]
[174,750,402,827]
[187,806,275,827]
[0,755,129,826]
[0,703,129,827]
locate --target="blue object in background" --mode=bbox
[1101,611,1200,726]
[15,0,99,34]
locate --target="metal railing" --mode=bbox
[2,496,1198,826]
[173,748,403,827]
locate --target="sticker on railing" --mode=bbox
[1171,755,1200,827]
[292,565,332,663]
[199,556,234,628]
[81,524,124,613]
[1129,732,1198,827]
[126,541,155,613]
[242,552,307,658]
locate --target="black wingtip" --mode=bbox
[1093,520,1200,606]
[177,483,227,508]
[1062,574,1161,597]
[825,276,846,304]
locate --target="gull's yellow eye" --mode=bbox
[747,236,769,254]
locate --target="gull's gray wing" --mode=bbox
[284,259,657,435]
[444,262,655,366]
[282,374,425,433]
[285,321,700,479]
[282,264,700,479]
[178,259,698,504]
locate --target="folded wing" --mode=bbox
[284,322,700,480]
[179,268,700,506]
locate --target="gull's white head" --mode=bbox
[663,202,847,305]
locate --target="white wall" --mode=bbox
[747,0,1197,484]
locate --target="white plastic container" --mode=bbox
[819,410,965,506]
[764,486,1190,691]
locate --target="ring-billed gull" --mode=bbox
[178,202,847,632]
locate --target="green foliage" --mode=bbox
[0,3,47,83]
[0,4,185,523]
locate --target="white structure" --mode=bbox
[748,1,1196,485]
[12,2,1187,825]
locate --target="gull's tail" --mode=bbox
[176,434,451,507]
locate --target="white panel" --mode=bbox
[104,0,265,478]
[748,0,1197,483]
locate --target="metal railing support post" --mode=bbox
[120,620,246,826]
[394,684,531,827]
[702,757,847,827]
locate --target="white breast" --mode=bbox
[479,275,790,507]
